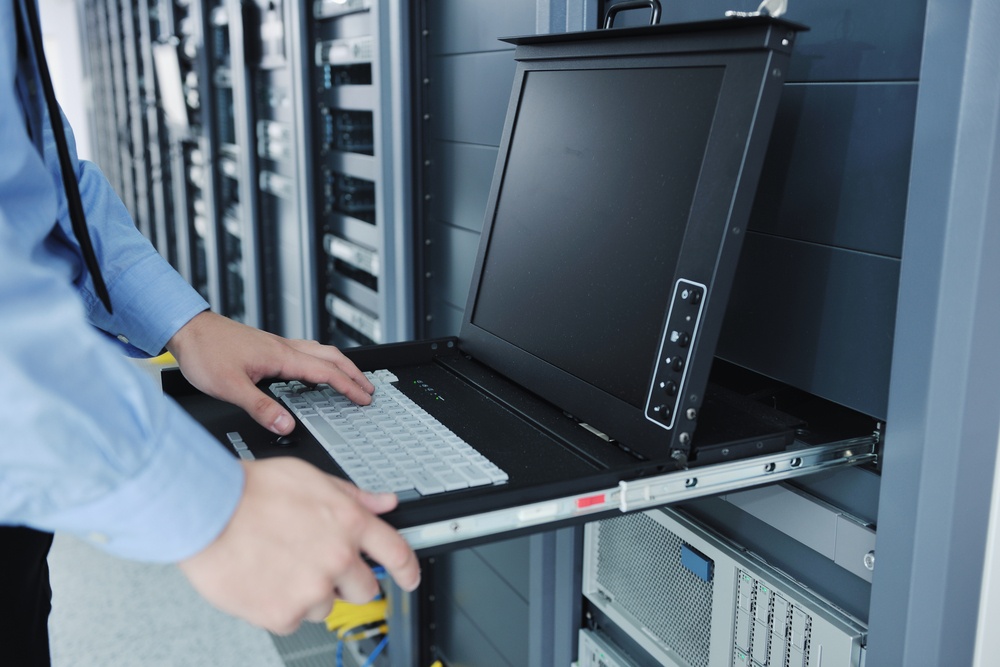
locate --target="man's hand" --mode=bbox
[179,458,420,634]
[166,311,375,434]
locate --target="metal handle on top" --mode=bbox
[603,0,662,29]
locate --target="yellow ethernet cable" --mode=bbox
[325,598,388,637]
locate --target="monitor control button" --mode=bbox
[669,331,691,347]
[653,404,673,420]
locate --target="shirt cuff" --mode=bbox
[46,406,245,563]
[102,253,210,355]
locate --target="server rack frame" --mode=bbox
[310,0,414,348]
[104,0,138,221]
[119,0,153,239]
[90,0,123,195]
[138,0,179,266]
[224,0,262,327]
[190,0,224,310]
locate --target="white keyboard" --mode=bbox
[270,370,508,500]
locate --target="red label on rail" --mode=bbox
[576,494,607,509]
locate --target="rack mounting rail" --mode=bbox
[399,437,877,551]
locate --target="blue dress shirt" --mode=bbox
[1,0,244,562]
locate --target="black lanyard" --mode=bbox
[13,0,113,315]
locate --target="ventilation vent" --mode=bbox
[595,513,714,667]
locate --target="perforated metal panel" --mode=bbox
[585,509,867,667]
[594,513,714,667]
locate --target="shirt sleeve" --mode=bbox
[38,102,209,356]
[0,210,246,562]
[0,16,244,563]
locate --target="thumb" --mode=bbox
[230,381,294,435]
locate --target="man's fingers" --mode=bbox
[280,342,375,403]
[331,558,383,605]
[358,514,421,593]
[329,478,398,515]
[223,378,294,434]
[275,357,372,406]
[178,458,419,638]
[215,349,372,435]
[323,479,418,590]
[327,478,417,590]
[285,340,376,393]
[303,595,337,624]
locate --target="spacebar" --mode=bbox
[301,415,348,450]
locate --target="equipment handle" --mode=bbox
[603,0,662,29]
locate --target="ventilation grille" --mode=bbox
[595,513,714,667]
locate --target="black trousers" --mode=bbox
[0,526,54,666]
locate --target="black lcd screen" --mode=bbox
[470,66,724,409]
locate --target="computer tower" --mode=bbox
[578,627,642,667]
[582,508,867,667]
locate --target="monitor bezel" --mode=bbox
[459,21,797,463]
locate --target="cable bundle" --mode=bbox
[325,567,389,667]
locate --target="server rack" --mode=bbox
[137,0,179,266]
[87,0,123,198]
[80,5,106,177]
[312,2,381,346]
[81,0,166,248]
[204,0,256,323]
[105,0,139,224]
[82,0,412,340]
[397,0,917,666]
[119,0,153,241]
[222,0,261,326]
[73,0,1000,663]
[238,0,413,341]
[240,0,310,337]
[82,0,254,322]
[153,0,259,323]
[159,0,212,299]
[310,0,413,348]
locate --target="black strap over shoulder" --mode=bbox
[13,0,114,315]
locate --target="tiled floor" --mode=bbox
[47,534,286,667]
[47,533,361,666]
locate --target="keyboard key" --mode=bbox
[438,472,470,491]
[302,415,348,450]
[395,489,421,502]
[484,466,509,483]
[352,473,380,486]
[455,464,491,486]
[272,372,508,500]
[407,471,445,495]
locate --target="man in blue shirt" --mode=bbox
[0,1,420,662]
